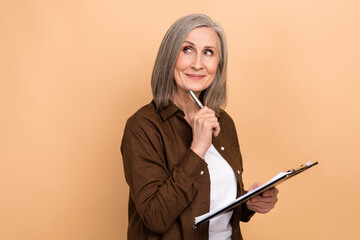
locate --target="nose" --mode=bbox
[190,53,203,70]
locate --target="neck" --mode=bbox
[172,90,201,123]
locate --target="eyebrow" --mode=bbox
[183,40,217,50]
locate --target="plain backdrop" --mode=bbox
[1,0,359,239]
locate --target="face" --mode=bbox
[173,27,220,97]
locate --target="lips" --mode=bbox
[185,73,206,80]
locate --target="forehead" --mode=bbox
[184,27,219,47]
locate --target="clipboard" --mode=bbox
[194,161,319,228]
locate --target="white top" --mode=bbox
[204,144,238,240]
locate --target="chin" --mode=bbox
[187,83,209,91]
[190,85,210,93]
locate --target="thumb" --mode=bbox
[248,182,262,192]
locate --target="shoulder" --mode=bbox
[124,101,162,135]
[218,109,240,144]
[218,109,235,128]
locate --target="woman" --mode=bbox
[121,14,278,240]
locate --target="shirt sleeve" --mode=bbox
[121,116,208,233]
[239,193,256,222]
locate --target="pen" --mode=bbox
[189,90,218,134]
[189,90,204,109]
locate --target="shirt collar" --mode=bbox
[154,100,225,121]
[154,100,184,121]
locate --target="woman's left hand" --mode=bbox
[245,182,279,214]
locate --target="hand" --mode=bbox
[190,106,220,158]
[246,182,279,214]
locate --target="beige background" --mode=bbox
[1,0,359,239]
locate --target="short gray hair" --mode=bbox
[151,14,228,114]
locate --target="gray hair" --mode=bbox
[151,14,228,114]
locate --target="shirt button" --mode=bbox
[220,147,225,151]
[200,171,204,175]
[237,170,241,174]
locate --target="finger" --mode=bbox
[249,205,272,214]
[196,113,218,123]
[249,192,278,204]
[248,182,262,192]
[262,187,279,197]
[193,113,217,126]
[192,116,214,131]
[194,114,220,132]
[201,118,218,130]
[247,200,277,213]
[250,196,277,205]
[253,191,278,200]
[213,124,221,137]
[197,106,214,114]
[246,201,272,214]
[249,196,268,203]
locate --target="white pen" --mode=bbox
[189,90,204,109]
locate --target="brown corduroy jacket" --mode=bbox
[121,101,254,240]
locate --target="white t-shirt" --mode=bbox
[204,144,238,240]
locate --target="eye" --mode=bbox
[183,46,193,53]
[204,49,214,56]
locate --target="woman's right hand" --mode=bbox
[190,106,220,158]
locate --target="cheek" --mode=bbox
[175,54,191,71]
[206,60,218,75]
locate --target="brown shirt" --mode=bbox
[121,101,254,240]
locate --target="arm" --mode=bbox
[121,117,207,233]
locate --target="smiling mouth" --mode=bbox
[185,73,206,80]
